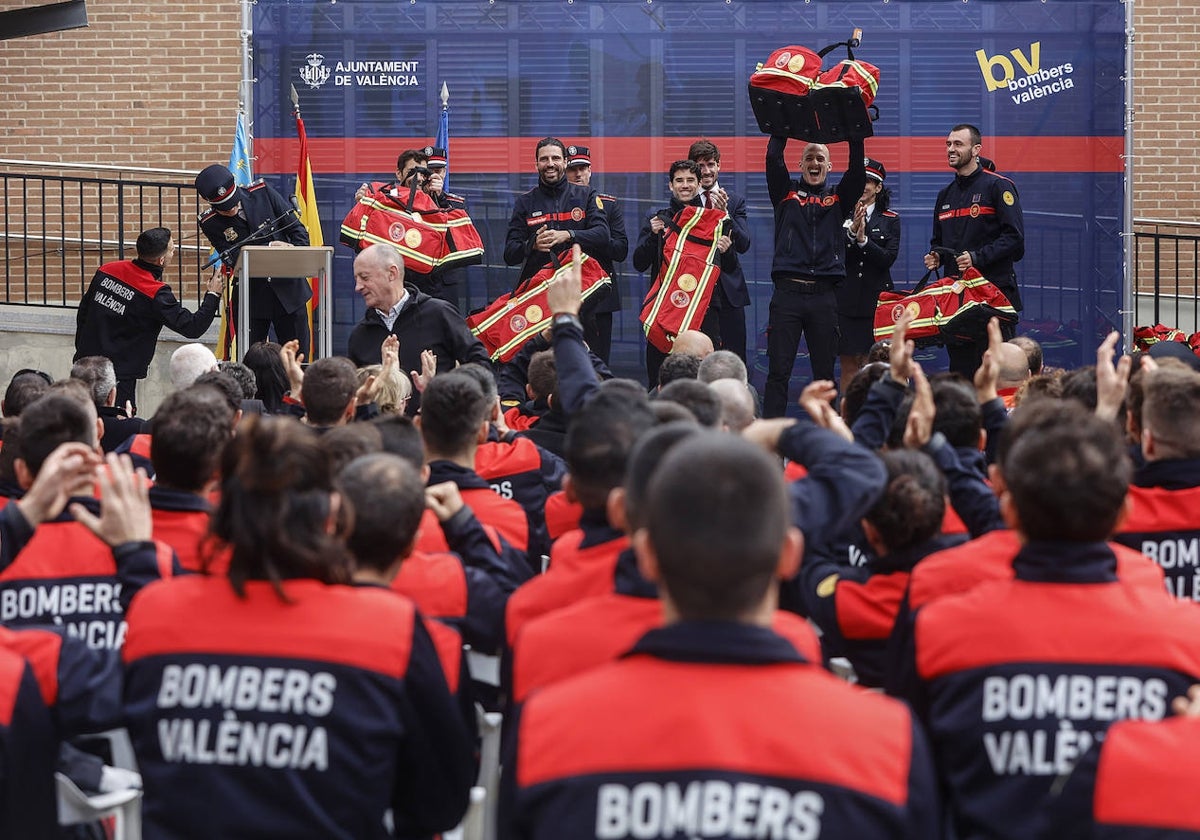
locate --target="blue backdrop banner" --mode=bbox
[251,0,1126,394]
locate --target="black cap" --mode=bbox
[1147,340,1200,372]
[423,146,448,168]
[864,157,886,183]
[566,145,591,168]
[195,164,239,210]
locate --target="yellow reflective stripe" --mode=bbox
[753,66,818,88]
[642,211,709,330]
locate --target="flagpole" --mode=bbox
[437,81,450,193]
[240,0,253,147]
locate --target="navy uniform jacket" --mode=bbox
[0,498,176,650]
[591,193,630,314]
[797,532,965,688]
[0,623,125,839]
[122,576,475,839]
[502,178,610,285]
[1038,714,1200,839]
[929,165,1024,307]
[476,435,566,562]
[198,180,312,314]
[895,541,1200,840]
[74,258,219,380]
[501,621,941,839]
[838,208,900,318]
[1113,457,1200,601]
[396,506,527,654]
[765,135,866,283]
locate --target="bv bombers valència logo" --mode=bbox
[976,41,1075,105]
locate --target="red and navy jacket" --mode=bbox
[149,484,213,573]
[497,330,613,405]
[896,541,1200,840]
[427,459,530,555]
[765,134,866,283]
[0,645,57,840]
[1113,457,1200,601]
[0,623,125,839]
[502,177,610,285]
[543,490,583,542]
[501,621,940,839]
[511,551,823,703]
[929,164,1025,303]
[122,576,476,839]
[1038,714,1200,839]
[797,532,966,688]
[476,434,566,562]
[505,509,628,647]
[885,529,1166,696]
[114,431,155,479]
[0,498,173,650]
[397,506,525,654]
[73,258,220,380]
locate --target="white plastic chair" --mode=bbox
[55,772,142,840]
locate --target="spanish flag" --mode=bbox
[294,109,322,359]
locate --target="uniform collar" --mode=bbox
[426,459,490,491]
[613,548,658,599]
[629,620,808,665]
[1133,457,1200,490]
[132,258,164,279]
[1011,540,1119,584]
[954,163,985,188]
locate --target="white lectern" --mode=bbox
[231,245,334,362]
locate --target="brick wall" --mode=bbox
[0,0,241,169]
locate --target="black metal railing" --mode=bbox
[0,161,212,308]
[1133,218,1200,333]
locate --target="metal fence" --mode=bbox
[0,160,213,309]
[4,160,1200,358]
[1133,218,1200,334]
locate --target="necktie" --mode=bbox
[703,191,712,208]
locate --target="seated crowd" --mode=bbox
[3,246,1200,839]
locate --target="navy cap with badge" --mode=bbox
[195,164,240,210]
[864,157,887,184]
[566,145,591,168]
[423,146,448,169]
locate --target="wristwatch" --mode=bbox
[552,312,582,331]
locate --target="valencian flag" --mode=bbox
[293,98,322,359]
[215,110,253,360]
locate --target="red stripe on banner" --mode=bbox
[254,135,1123,175]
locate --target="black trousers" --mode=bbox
[115,379,138,415]
[945,317,1017,378]
[250,297,310,356]
[763,284,839,418]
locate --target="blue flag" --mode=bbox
[435,102,449,194]
[228,111,254,186]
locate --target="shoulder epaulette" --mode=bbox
[598,193,617,202]
[882,209,899,217]
[198,208,216,222]
[443,191,466,202]
[246,179,268,191]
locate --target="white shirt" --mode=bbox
[376,288,410,331]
